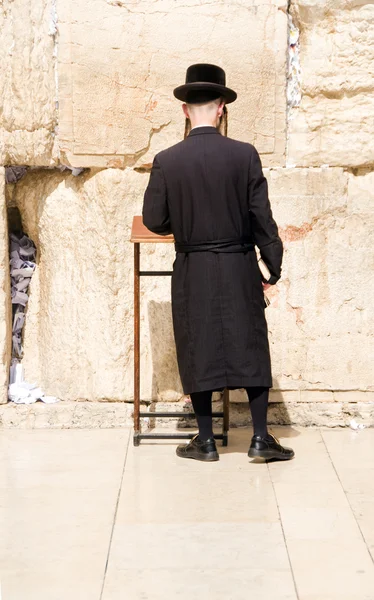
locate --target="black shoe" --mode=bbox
[248,431,295,461]
[176,434,219,462]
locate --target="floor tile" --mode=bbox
[277,505,363,541]
[0,428,129,600]
[1,425,373,599]
[321,428,374,469]
[267,429,334,483]
[287,538,374,599]
[321,429,374,561]
[117,470,278,524]
[102,567,297,600]
[272,480,351,509]
[271,428,374,599]
[0,428,130,489]
[0,562,108,600]
[106,521,290,570]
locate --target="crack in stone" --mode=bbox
[48,0,59,142]
[285,1,302,167]
[123,120,172,168]
[106,0,168,14]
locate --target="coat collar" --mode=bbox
[188,126,221,137]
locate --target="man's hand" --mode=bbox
[262,282,272,291]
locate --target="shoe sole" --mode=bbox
[248,448,294,460]
[176,449,219,462]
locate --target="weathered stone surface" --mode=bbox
[58,0,288,168]
[0,0,58,166]
[232,165,374,395]
[264,166,374,391]
[230,389,374,403]
[0,399,134,429]
[6,167,178,402]
[1,396,373,429]
[146,397,374,428]
[0,168,11,404]
[288,0,374,167]
[6,165,374,408]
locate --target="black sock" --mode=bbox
[245,386,271,439]
[189,390,214,441]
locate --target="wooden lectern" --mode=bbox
[130,216,229,446]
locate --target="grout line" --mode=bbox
[99,428,132,600]
[319,429,374,565]
[267,461,300,600]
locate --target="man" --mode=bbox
[142,64,294,462]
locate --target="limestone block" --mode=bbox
[0,0,58,166]
[6,167,178,402]
[288,0,374,167]
[0,399,134,429]
[58,0,288,168]
[0,168,11,403]
[266,401,374,427]
[264,166,373,391]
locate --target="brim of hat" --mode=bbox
[173,82,237,104]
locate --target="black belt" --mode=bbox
[174,236,255,254]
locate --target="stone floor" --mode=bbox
[0,426,374,600]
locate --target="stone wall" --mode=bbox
[0,0,58,165]
[0,0,373,424]
[57,0,287,167]
[288,0,374,168]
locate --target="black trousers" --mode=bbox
[190,386,270,440]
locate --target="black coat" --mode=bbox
[142,125,283,394]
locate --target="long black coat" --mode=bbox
[142,125,283,394]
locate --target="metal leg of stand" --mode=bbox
[133,243,140,446]
[222,388,229,446]
[132,239,230,447]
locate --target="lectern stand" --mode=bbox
[130,216,229,447]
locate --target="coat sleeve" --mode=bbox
[142,154,172,235]
[248,146,283,285]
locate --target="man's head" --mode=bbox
[181,89,227,137]
[182,95,225,129]
[173,65,235,138]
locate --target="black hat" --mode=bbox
[173,63,237,104]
